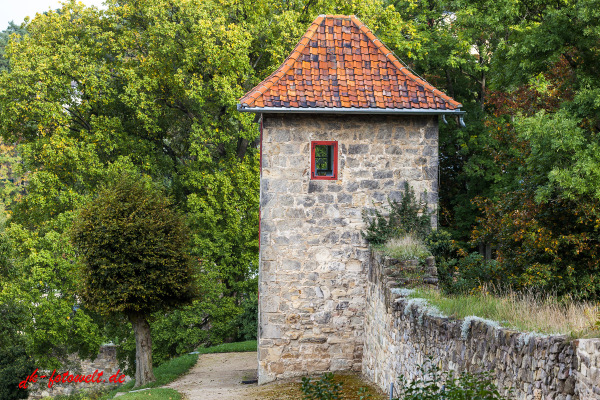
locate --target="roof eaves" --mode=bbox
[237,104,465,115]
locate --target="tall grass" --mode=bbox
[379,235,431,261]
[411,287,600,338]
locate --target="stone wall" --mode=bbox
[574,340,600,399]
[363,252,600,400]
[28,345,130,399]
[258,113,439,384]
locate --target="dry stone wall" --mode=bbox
[363,252,600,400]
[258,113,439,384]
[574,340,600,399]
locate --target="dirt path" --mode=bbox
[164,352,260,400]
[163,352,386,400]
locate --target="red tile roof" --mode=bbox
[238,15,462,114]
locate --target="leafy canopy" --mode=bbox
[71,174,199,316]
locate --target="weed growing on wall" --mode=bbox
[395,358,509,400]
[301,373,342,400]
[357,386,373,400]
[383,235,431,261]
[362,183,432,245]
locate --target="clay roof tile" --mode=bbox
[239,15,462,113]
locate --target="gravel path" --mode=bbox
[164,352,260,400]
[120,352,383,400]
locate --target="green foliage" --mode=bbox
[395,358,508,400]
[185,155,260,343]
[362,183,432,245]
[0,342,34,400]
[0,22,27,72]
[2,0,600,370]
[0,298,34,400]
[437,253,500,295]
[237,292,258,341]
[517,110,600,202]
[71,174,199,384]
[425,229,455,261]
[472,189,600,299]
[301,373,343,400]
[71,174,198,316]
[108,275,255,371]
[0,203,102,369]
[393,0,600,300]
[0,0,263,362]
[357,386,373,400]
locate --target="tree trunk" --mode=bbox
[129,313,156,387]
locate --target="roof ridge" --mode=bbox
[241,16,325,107]
[320,14,354,19]
[349,15,460,108]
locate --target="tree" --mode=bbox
[0,21,27,72]
[70,174,199,386]
[0,0,260,365]
[0,0,422,365]
[0,297,35,400]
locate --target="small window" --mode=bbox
[311,141,338,180]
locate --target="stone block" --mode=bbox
[425,126,437,139]
[348,144,369,154]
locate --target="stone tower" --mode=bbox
[238,14,463,384]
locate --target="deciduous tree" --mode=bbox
[70,174,199,386]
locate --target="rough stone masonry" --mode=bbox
[257,113,439,383]
[362,252,600,400]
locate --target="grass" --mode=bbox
[196,339,257,354]
[98,353,198,399]
[114,388,182,400]
[379,234,431,261]
[410,287,600,338]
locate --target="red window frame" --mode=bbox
[311,141,338,180]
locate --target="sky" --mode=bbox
[1,0,106,31]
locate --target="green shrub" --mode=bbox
[0,299,34,400]
[301,373,342,400]
[0,345,34,400]
[362,183,431,245]
[437,253,502,295]
[237,292,258,341]
[425,229,455,260]
[395,359,508,400]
